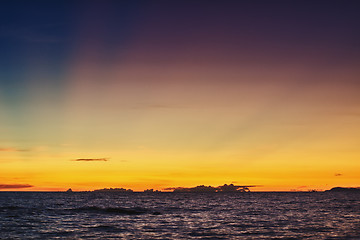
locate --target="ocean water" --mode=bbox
[0,192,359,239]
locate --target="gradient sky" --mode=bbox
[1,0,360,191]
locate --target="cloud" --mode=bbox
[73,158,109,162]
[334,173,343,177]
[0,184,33,189]
[0,147,29,152]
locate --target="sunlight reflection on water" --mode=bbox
[0,192,359,239]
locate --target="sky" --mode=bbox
[0,0,360,191]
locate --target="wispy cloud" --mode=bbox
[0,184,33,189]
[0,147,29,152]
[334,173,343,177]
[73,158,109,162]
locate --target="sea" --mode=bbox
[0,192,359,239]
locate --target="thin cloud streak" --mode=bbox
[73,158,109,162]
[0,147,29,152]
[0,184,33,189]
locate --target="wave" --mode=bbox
[87,224,127,233]
[0,205,161,216]
[0,206,25,210]
[70,206,161,215]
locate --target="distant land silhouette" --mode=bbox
[325,187,360,193]
[93,188,134,193]
[87,184,256,193]
[63,185,360,193]
[165,184,255,193]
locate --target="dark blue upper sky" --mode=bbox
[1,0,359,91]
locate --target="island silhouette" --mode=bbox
[63,186,360,193]
[85,184,257,193]
[325,187,360,193]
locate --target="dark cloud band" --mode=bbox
[0,184,33,189]
[73,158,108,162]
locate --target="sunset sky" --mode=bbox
[1,1,359,191]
